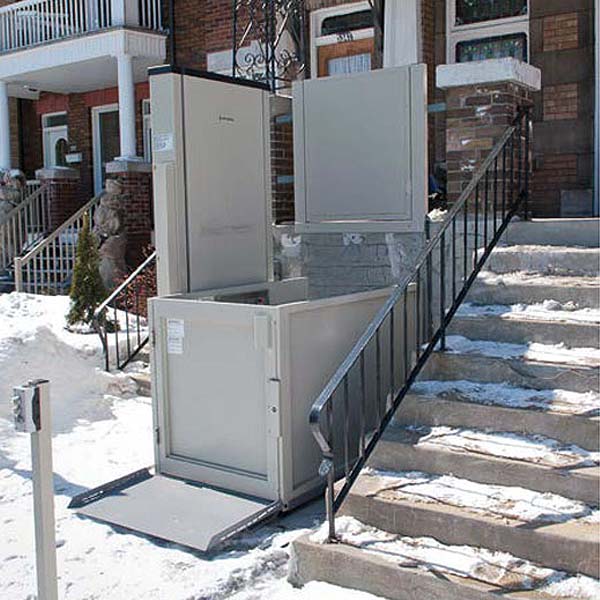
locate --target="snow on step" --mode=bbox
[467,271,600,309]
[412,380,600,417]
[310,516,600,598]
[442,335,600,367]
[362,469,599,525]
[406,425,600,469]
[457,301,600,324]
[482,245,600,276]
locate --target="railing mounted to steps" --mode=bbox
[14,194,102,294]
[94,250,157,371]
[310,106,531,542]
[0,181,49,273]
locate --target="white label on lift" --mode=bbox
[154,132,174,153]
[167,319,185,354]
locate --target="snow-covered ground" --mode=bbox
[0,293,381,600]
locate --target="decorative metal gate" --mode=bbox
[231,0,307,91]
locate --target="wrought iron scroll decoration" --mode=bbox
[232,0,306,91]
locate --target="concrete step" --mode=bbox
[502,218,600,248]
[396,384,600,451]
[466,272,600,309]
[424,340,599,394]
[129,372,151,396]
[290,523,599,600]
[449,307,600,348]
[370,424,600,505]
[338,472,600,578]
[482,245,600,277]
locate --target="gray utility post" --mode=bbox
[12,380,58,600]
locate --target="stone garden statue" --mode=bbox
[0,168,27,224]
[94,178,128,289]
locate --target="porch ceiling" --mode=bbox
[1,28,166,96]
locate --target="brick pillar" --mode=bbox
[35,167,81,229]
[106,160,153,267]
[270,95,295,224]
[437,59,541,205]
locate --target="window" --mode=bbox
[310,2,374,78]
[447,0,529,64]
[42,113,67,128]
[456,32,527,62]
[142,99,152,162]
[455,0,528,26]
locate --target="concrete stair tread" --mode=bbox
[482,245,599,277]
[371,423,599,504]
[399,382,599,451]
[339,470,599,577]
[291,520,600,600]
[426,340,599,393]
[449,306,600,349]
[467,272,600,310]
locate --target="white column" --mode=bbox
[116,54,138,160]
[0,81,11,170]
[383,0,422,68]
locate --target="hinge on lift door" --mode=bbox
[155,427,160,445]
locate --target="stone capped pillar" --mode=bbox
[437,58,541,204]
[106,159,153,267]
[35,167,81,229]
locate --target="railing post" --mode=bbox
[14,256,23,291]
[524,108,531,220]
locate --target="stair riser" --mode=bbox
[466,283,600,309]
[290,536,532,600]
[370,441,600,505]
[483,251,600,277]
[449,316,600,349]
[340,494,600,578]
[395,395,600,451]
[502,220,600,249]
[425,353,598,394]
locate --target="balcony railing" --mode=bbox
[0,0,163,53]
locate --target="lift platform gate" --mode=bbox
[72,68,400,552]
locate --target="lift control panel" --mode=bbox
[12,381,46,433]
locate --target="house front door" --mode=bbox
[92,105,120,194]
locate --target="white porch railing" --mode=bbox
[0,0,162,53]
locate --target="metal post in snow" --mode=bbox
[11,380,58,600]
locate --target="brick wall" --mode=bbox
[271,110,295,224]
[107,171,153,266]
[9,98,20,170]
[529,0,595,216]
[21,100,42,178]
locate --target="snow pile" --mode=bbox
[0,293,137,429]
[363,469,595,524]
[408,425,600,468]
[310,516,600,598]
[443,335,600,366]
[1,293,367,599]
[413,380,600,416]
[457,300,600,323]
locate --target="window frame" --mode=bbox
[310,1,374,77]
[446,0,530,64]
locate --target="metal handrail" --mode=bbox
[0,182,49,273]
[14,193,102,294]
[94,251,157,371]
[310,106,531,542]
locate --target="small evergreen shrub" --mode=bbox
[67,213,106,327]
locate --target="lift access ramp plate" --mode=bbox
[70,469,281,552]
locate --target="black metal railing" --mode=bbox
[309,106,531,542]
[94,251,157,371]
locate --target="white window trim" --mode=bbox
[42,111,68,169]
[309,1,373,77]
[446,0,530,64]
[91,103,119,195]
